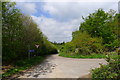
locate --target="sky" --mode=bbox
[10,0,119,43]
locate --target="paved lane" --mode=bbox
[18,54,107,78]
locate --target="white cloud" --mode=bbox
[31,1,118,42]
[13,1,119,42]
[43,0,119,2]
[31,16,80,42]
[43,2,118,22]
[10,0,119,2]
[16,3,37,14]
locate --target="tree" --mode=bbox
[2,2,57,64]
[2,2,24,63]
[79,9,118,49]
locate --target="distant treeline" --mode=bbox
[2,2,57,64]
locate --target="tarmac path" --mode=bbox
[18,54,107,78]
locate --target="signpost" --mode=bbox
[27,44,39,59]
[35,44,39,56]
[29,50,35,52]
[35,44,39,48]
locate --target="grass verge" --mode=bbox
[2,56,44,78]
[59,52,106,58]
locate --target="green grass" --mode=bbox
[59,52,106,58]
[2,56,44,78]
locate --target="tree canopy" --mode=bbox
[2,2,57,64]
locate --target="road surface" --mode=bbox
[18,54,107,78]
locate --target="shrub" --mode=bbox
[91,52,120,79]
[61,31,104,55]
[72,31,104,55]
[61,42,75,53]
[104,38,119,51]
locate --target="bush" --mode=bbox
[74,31,104,54]
[43,39,58,54]
[91,52,120,79]
[104,38,119,51]
[61,42,75,53]
[60,31,104,55]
